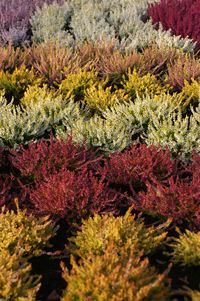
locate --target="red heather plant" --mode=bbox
[101,143,179,193]
[9,134,102,181]
[24,169,120,225]
[0,44,24,72]
[135,175,200,230]
[0,0,57,47]
[164,53,200,91]
[24,41,81,86]
[148,0,200,52]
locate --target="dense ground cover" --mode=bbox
[1,0,200,300]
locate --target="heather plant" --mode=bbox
[178,79,200,112]
[0,249,41,301]
[10,133,102,181]
[61,241,171,301]
[0,65,41,103]
[25,168,120,224]
[24,41,80,86]
[147,0,200,51]
[102,92,180,138]
[0,94,79,148]
[58,67,101,101]
[56,92,181,154]
[96,48,141,85]
[137,175,200,229]
[101,143,179,193]
[67,206,171,258]
[56,113,135,155]
[30,0,74,47]
[0,203,58,258]
[119,68,170,100]
[164,53,200,92]
[20,83,58,105]
[169,228,200,267]
[0,44,24,73]
[83,82,130,115]
[144,104,200,161]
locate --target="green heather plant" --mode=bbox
[0,202,58,258]
[61,240,171,301]
[67,206,171,258]
[56,112,135,155]
[169,228,200,267]
[0,249,41,301]
[144,102,200,161]
[0,94,79,148]
[30,0,75,47]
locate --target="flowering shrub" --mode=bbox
[25,168,120,225]
[136,175,200,229]
[101,143,179,192]
[0,65,41,103]
[0,249,41,300]
[169,228,200,266]
[10,134,102,181]
[0,204,58,257]
[61,241,171,301]
[24,41,80,86]
[67,206,171,258]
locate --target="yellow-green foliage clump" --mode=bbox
[67,207,171,258]
[83,82,130,115]
[169,228,200,267]
[178,79,200,111]
[0,203,58,258]
[119,68,171,100]
[20,84,58,106]
[0,249,41,301]
[0,65,42,103]
[61,241,171,301]
[58,68,100,101]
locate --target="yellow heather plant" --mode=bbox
[119,68,171,100]
[61,240,171,301]
[169,228,200,267]
[0,65,42,103]
[58,68,101,101]
[66,206,171,258]
[0,201,58,258]
[0,249,41,301]
[83,82,130,115]
[178,79,200,111]
[20,84,58,106]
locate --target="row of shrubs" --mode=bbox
[3,202,200,300]
[0,90,199,161]
[0,135,198,232]
[0,0,197,53]
[0,42,200,94]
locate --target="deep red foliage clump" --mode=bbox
[136,175,200,230]
[101,143,179,193]
[10,134,102,181]
[23,168,120,225]
[148,0,200,52]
